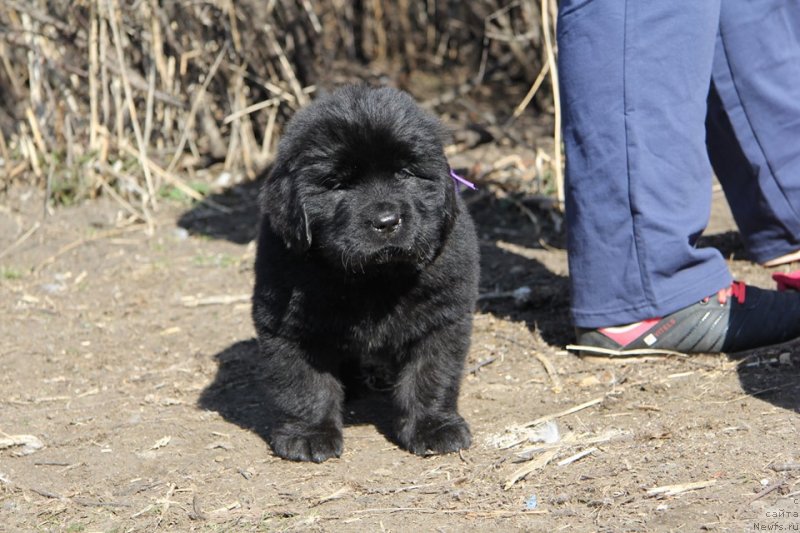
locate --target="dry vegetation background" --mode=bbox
[0,0,560,212]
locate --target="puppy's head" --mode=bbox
[261,85,459,273]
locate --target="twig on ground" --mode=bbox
[156,483,177,527]
[467,356,497,375]
[494,333,562,392]
[189,493,207,520]
[523,397,604,428]
[0,222,40,260]
[556,446,597,467]
[72,498,132,508]
[504,432,579,489]
[770,463,800,472]
[646,479,717,497]
[30,488,63,499]
[747,480,786,504]
[33,223,146,275]
[181,294,250,307]
[131,504,155,519]
[532,351,562,393]
[312,486,350,507]
[514,429,624,459]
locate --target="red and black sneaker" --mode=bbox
[569,282,800,356]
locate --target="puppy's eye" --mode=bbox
[321,176,344,190]
[399,168,416,179]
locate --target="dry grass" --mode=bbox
[0,0,560,213]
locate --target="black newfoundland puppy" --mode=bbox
[252,85,479,462]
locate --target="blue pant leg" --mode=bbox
[559,0,732,328]
[710,2,800,263]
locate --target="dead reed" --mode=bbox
[0,0,560,213]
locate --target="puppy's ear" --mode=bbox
[259,162,312,252]
[442,173,460,237]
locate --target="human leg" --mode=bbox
[708,1,800,265]
[558,0,730,329]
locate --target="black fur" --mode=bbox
[252,86,480,462]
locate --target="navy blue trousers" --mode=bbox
[559,0,800,328]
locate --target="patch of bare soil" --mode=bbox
[2,172,800,532]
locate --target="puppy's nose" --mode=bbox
[371,211,402,233]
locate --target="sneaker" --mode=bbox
[569,282,800,356]
[773,270,800,292]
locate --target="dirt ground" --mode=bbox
[3,144,800,532]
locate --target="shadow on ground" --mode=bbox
[465,190,572,347]
[733,350,800,414]
[197,338,412,451]
[197,340,275,444]
[177,178,263,244]
[697,230,747,260]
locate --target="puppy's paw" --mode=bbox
[270,423,343,463]
[398,415,472,456]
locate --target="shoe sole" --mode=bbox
[567,336,800,358]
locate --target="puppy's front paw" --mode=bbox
[270,423,343,463]
[398,415,471,456]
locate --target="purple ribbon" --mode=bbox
[449,168,477,191]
